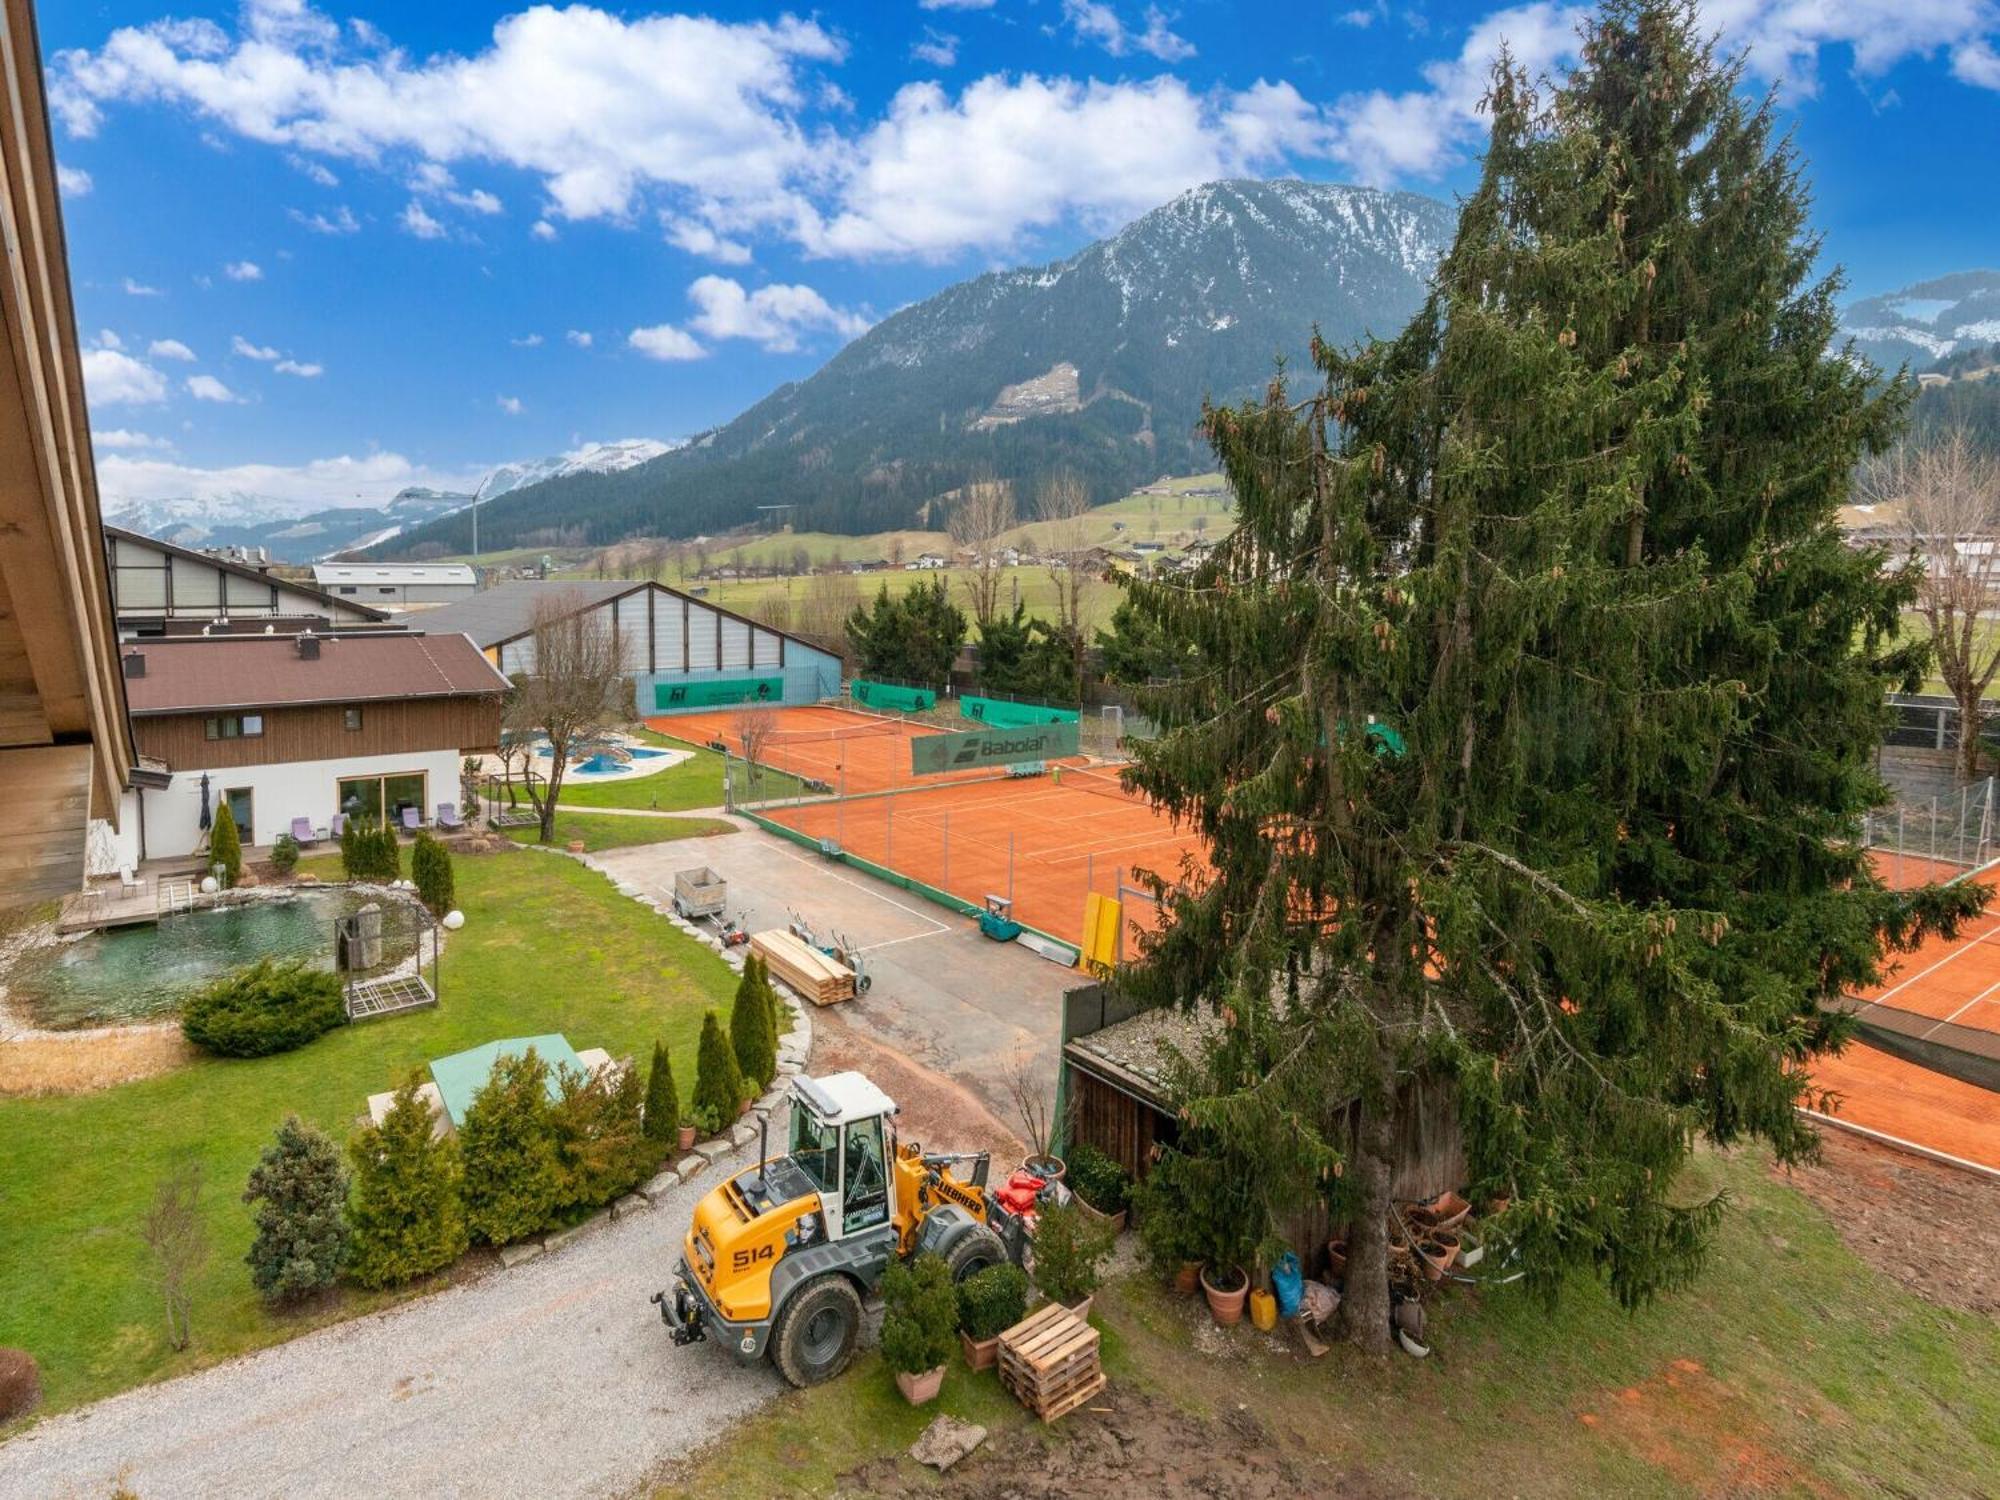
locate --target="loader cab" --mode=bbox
[787,1072,897,1241]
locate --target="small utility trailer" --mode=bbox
[672,867,727,921]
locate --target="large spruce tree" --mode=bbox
[1117,0,1982,1351]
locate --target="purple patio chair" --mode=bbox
[290,817,319,848]
[436,802,464,830]
[330,813,346,837]
[400,805,422,833]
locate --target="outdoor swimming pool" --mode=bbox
[529,740,683,781]
[2,888,419,1031]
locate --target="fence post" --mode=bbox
[1961,784,1972,868]
[1008,833,1015,904]
[1931,796,1939,870]
[885,795,893,867]
[942,810,949,890]
[1898,806,1906,888]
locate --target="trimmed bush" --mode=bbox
[956,1262,1029,1342]
[243,1116,349,1302]
[729,953,777,1092]
[1066,1143,1131,1217]
[411,831,456,916]
[346,1076,467,1289]
[0,1347,40,1423]
[691,1009,744,1132]
[341,820,402,883]
[879,1252,957,1376]
[208,798,242,886]
[269,833,300,876]
[1028,1198,1113,1307]
[642,1041,679,1146]
[550,1063,652,1215]
[460,1050,563,1246]
[182,959,345,1058]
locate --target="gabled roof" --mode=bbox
[416,577,830,659]
[310,562,477,586]
[121,631,509,715]
[105,525,391,622]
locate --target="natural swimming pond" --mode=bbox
[2,888,419,1031]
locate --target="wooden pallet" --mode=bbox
[750,929,855,1006]
[997,1302,1105,1423]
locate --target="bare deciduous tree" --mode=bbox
[731,705,780,800]
[796,570,862,663]
[1873,427,2000,781]
[505,592,634,843]
[948,477,1015,626]
[141,1161,207,1352]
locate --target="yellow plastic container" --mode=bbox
[1249,1288,1278,1331]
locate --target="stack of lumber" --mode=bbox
[997,1303,1104,1423]
[750,929,855,1006]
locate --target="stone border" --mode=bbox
[501,843,816,1264]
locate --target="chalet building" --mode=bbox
[105,526,391,635]
[0,10,135,908]
[418,579,841,713]
[97,631,507,865]
[310,562,479,610]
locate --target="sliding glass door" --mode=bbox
[337,771,427,827]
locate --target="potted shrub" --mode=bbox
[880,1253,956,1404]
[1029,1199,1114,1320]
[269,833,300,877]
[1008,1061,1065,1182]
[956,1262,1029,1371]
[1133,1152,1202,1294]
[1065,1144,1131,1233]
[677,1118,698,1152]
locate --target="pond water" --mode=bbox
[3,888,419,1032]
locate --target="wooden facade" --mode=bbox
[133,695,502,771]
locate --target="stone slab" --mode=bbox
[641,1167,682,1200]
[674,1154,706,1179]
[497,1241,544,1270]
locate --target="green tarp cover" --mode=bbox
[429,1034,584,1127]
[959,694,1080,729]
[655,675,783,710]
[851,679,936,713]
[911,721,1080,775]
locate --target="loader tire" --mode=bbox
[944,1225,1008,1282]
[770,1274,862,1388]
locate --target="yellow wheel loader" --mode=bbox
[653,1070,1028,1387]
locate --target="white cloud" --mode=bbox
[93,427,171,451]
[232,334,281,360]
[628,323,706,361]
[685,275,870,352]
[407,160,502,216]
[664,218,754,264]
[496,394,524,415]
[1337,5,1381,26]
[148,337,196,361]
[287,153,338,186]
[223,259,262,280]
[96,328,124,351]
[400,201,445,239]
[1062,2,1196,62]
[918,0,995,9]
[96,448,489,510]
[83,348,168,405]
[530,219,558,242]
[911,30,959,68]
[58,163,92,195]
[274,358,322,377]
[566,329,593,348]
[1961,38,2000,85]
[288,203,358,234]
[121,276,161,296]
[511,333,544,348]
[186,373,242,402]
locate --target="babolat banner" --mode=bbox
[655,675,782,710]
[911,721,1080,775]
[852,679,936,713]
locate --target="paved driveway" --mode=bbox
[0,1136,779,1500]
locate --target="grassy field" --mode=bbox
[501,811,733,852]
[690,564,1127,633]
[518,731,805,812]
[0,847,738,1416]
[658,1147,2000,1498]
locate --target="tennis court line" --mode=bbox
[770,845,952,937]
[1926,972,2000,1035]
[1869,907,2000,1006]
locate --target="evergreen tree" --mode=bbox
[1096,588,1193,687]
[730,954,778,1091]
[339,817,361,880]
[208,799,241,887]
[690,1010,745,1132]
[844,578,966,688]
[1116,0,1983,1351]
[642,1041,680,1145]
[550,1065,652,1213]
[976,603,1080,703]
[459,1051,563,1245]
[242,1115,348,1301]
[346,1075,467,1288]
[411,832,457,916]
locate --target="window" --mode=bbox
[338,586,357,595]
[379,587,396,595]
[336,770,426,827]
[842,1116,888,1234]
[204,713,263,740]
[789,1107,839,1195]
[343,707,363,731]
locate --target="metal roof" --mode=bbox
[428,1035,585,1128]
[105,526,391,622]
[409,579,639,647]
[310,563,478,585]
[792,1070,898,1126]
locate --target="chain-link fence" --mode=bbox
[1862,777,1999,887]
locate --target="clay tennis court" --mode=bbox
[649,705,1201,950]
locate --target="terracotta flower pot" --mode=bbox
[1411,1190,1472,1234]
[960,1331,1000,1371]
[1325,1239,1348,1280]
[566,838,586,854]
[1075,1198,1127,1235]
[677,1124,696,1151]
[895,1365,946,1405]
[1418,1232,1461,1282]
[739,1097,753,1117]
[1024,1154,1066,1184]
[1064,1293,1094,1323]
[1200,1264,1248,1325]
[1173,1261,1201,1296]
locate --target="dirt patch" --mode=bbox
[809,1008,1024,1166]
[833,1385,1379,1500]
[0,1026,193,1095]
[1778,1125,2000,1315]
[1575,1357,1839,1498]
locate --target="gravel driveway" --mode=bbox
[0,1133,785,1500]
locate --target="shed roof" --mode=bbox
[121,630,509,715]
[412,580,638,647]
[428,1035,584,1128]
[105,526,390,622]
[310,563,478,586]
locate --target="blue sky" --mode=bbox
[47,0,2000,511]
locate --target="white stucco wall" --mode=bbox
[104,747,465,860]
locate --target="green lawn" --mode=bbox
[523,732,805,812]
[0,848,738,1416]
[502,811,734,852]
[660,1148,2000,1498]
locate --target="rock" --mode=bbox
[498,1241,544,1270]
[776,1060,802,1076]
[690,1139,732,1165]
[757,1091,785,1114]
[612,1194,646,1219]
[545,1213,608,1254]
[909,1415,986,1473]
[729,1123,757,1148]
[642,1167,682,1200]
[675,1155,707,1179]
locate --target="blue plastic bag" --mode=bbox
[1271,1250,1302,1317]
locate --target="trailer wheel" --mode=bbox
[770,1275,862,1388]
[944,1225,1008,1282]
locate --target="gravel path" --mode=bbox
[0,1133,786,1500]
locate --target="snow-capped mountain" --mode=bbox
[474,438,682,502]
[1841,271,2000,371]
[375,179,1456,554]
